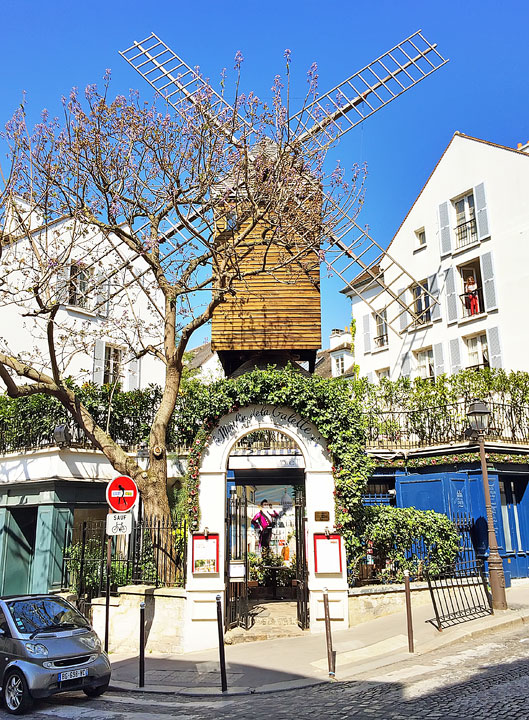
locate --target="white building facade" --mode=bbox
[349,133,529,381]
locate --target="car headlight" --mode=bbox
[25,642,48,657]
[79,635,101,651]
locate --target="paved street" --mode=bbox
[2,623,529,719]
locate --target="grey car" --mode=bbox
[0,594,111,714]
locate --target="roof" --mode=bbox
[384,132,529,256]
[187,341,215,370]
[345,264,383,293]
[314,348,332,378]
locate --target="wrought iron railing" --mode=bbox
[365,400,529,450]
[373,333,388,349]
[454,218,478,249]
[459,286,485,318]
[61,515,187,611]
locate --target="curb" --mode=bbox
[109,677,328,697]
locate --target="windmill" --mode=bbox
[119,31,448,375]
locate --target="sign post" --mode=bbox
[104,476,139,653]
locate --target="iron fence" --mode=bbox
[61,515,187,614]
[426,559,492,630]
[365,400,529,450]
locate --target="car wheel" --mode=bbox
[83,681,109,698]
[3,669,34,715]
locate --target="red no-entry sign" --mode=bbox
[106,476,139,512]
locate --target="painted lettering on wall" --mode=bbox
[211,405,319,446]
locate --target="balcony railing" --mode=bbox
[459,286,485,318]
[455,218,478,249]
[365,400,529,450]
[373,333,388,348]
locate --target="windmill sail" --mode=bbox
[291,30,447,152]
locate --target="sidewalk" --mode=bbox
[109,582,529,696]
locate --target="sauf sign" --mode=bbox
[105,476,138,536]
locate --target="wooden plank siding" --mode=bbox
[211,217,321,351]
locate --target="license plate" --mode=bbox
[58,668,88,682]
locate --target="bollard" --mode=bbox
[404,569,414,653]
[322,588,336,678]
[216,595,228,693]
[139,601,145,688]
[104,536,111,653]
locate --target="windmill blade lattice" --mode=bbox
[291,30,447,152]
[120,33,255,145]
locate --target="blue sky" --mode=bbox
[2,0,528,348]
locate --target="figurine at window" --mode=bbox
[465,275,479,315]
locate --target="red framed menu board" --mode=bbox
[192,534,219,574]
[313,534,342,574]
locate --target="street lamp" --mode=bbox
[467,399,507,610]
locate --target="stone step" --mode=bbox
[225,625,306,645]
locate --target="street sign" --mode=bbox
[106,475,139,512]
[106,512,133,536]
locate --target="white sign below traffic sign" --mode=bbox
[106,512,133,536]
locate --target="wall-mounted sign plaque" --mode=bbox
[192,534,219,574]
[314,511,330,522]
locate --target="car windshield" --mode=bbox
[6,597,90,636]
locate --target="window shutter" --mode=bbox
[400,352,411,378]
[363,314,371,354]
[480,252,497,311]
[474,182,490,240]
[433,343,445,377]
[429,274,441,321]
[438,201,451,256]
[366,371,373,384]
[449,338,462,373]
[487,326,502,368]
[55,265,70,305]
[128,355,140,390]
[445,267,458,324]
[398,288,409,332]
[95,271,110,317]
[93,340,105,385]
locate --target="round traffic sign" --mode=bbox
[106,476,139,512]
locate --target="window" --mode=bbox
[376,367,390,381]
[103,345,123,385]
[415,347,434,379]
[458,262,484,318]
[373,310,388,348]
[465,333,489,370]
[411,280,431,325]
[453,192,477,249]
[415,227,426,248]
[68,263,93,309]
[334,355,345,376]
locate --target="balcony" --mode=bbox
[373,333,388,349]
[454,218,478,250]
[459,286,485,319]
[365,400,529,451]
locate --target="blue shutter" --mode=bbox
[363,314,371,354]
[487,327,502,368]
[449,338,461,373]
[438,201,451,256]
[445,267,458,324]
[480,252,497,311]
[429,274,441,321]
[400,352,411,378]
[433,343,445,377]
[474,182,490,240]
[398,288,409,332]
[93,340,105,385]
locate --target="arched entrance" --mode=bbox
[225,428,309,634]
[183,405,348,653]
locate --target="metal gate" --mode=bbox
[295,487,309,629]
[225,488,249,631]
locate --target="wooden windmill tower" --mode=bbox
[120,32,448,375]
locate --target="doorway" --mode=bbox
[2,507,38,595]
[225,466,309,632]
